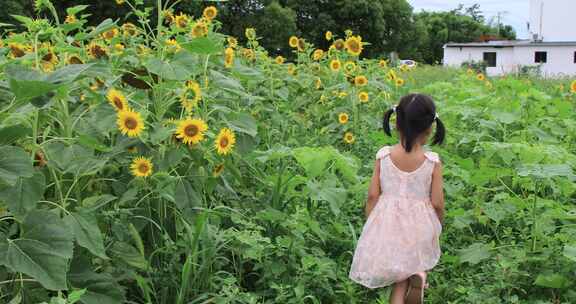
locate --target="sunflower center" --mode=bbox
[125,117,138,129]
[113,98,124,109]
[349,41,360,51]
[219,137,229,148]
[138,163,149,173]
[184,125,199,137]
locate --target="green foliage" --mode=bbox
[0,1,573,304]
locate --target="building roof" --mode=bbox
[444,40,576,48]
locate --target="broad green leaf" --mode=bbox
[0,171,45,220]
[83,19,115,40]
[293,147,332,178]
[308,179,347,217]
[517,164,576,181]
[66,5,90,15]
[225,112,257,137]
[534,273,568,288]
[43,142,108,175]
[144,58,190,81]
[563,245,576,262]
[69,257,125,304]
[110,242,148,270]
[0,145,34,186]
[330,149,359,183]
[5,64,58,101]
[210,70,245,92]
[181,37,221,55]
[174,178,201,210]
[0,210,73,290]
[253,146,292,163]
[457,242,492,265]
[81,195,117,212]
[46,63,95,85]
[77,134,112,152]
[64,212,108,259]
[0,124,32,145]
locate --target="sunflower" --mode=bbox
[245,28,256,40]
[338,112,349,124]
[41,51,59,65]
[476,73,485,81]
[215,128,236,155]
[325,31,333,41]
[163,10,175,24]
[174,13,189,29]
[90,78,105,91]
[330,59,341,72]
[275,56,285,64]
[102,28,119,40]
[287,64,296,75]
[395,78,405,87]
[345,36,363,56]
[122,22,138,37]
[116,0,125,5]
[8,43,27,58]
[289,36,299,48]
[358,91,369,103]
[342,62,355,75]
[224,47,234,68]
[117,109,145,137]
[87,42,107,59]
[180,80,202,111]
[242,48,255,61]
[191,22,209,38]
[203,6,218,20]
[65,14,77,24]
[315,78,322,90]
[354,75,368,86]
[213,163,225,177]
[333,39,345,51]
[107,89,129,111]
[379,59,388,68]
[176,118,208,145]
[343,132,355,144]
[113,43,125,54]
[570,80,576,93]
[466,68,474,75]
[127,146,138,153]
[130,157,153,178]
[228,37,238,49]
[312,49,324,61]
[166,39,181,52]
[345,29,353,37]
[297,38,306,52]
[386,70,397,81]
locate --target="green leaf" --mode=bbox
[0,171,45,220]
[81,195,117,212]
[174,178,201,210]
[110,242,148,270]
[330,149,359,183]
[64,212,108,259]
[47,63,95,85]
[84,19,115,40]
[0,210,73,290]
[43,142,108,175]
[210,70,245,93]
[66,5,90,16]
[292,147,332,178]
[308,179,347,217]
[77,134,112,152]
[225,112,257,137]
[563,244,576,262]
[0,146,34,186]
[0,124,32,145]
[5,64,58,101]
[144,58,190,81]
[181,37,221,55]
[457,242,492,265]
[69,257,125,304]
[534,273,568,288]
[517,164,576,181]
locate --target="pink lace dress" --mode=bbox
[349,146,442,288]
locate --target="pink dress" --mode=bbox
[349,146,442,288]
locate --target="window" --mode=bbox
[535,51,547,63]
[574,51,576,63]
[483,52,497,67]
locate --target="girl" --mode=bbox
[349,93,446,304]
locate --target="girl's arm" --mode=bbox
[431,161,445,224]
[365,159,381,218]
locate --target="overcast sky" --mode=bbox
[408,0,529,38]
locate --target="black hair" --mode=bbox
[383,93,445,152]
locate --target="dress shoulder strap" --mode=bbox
[424,151,441,163]
[375,146,391,160]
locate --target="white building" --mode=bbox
[443,0,576,77]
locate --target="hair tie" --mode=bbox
[392,105,397,113]
[434,113,439,121]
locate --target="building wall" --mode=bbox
[529,0,576,42]
[443,46,576,77]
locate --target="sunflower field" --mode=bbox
[1,1,576,303]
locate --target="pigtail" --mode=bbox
[432,117,445,146]
[382,108,394,136]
